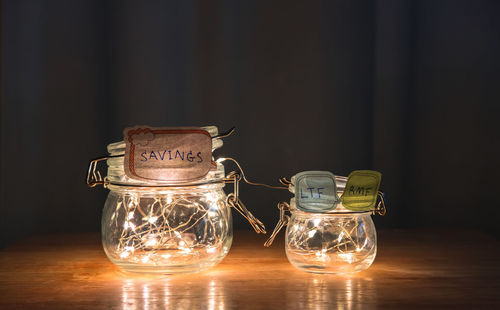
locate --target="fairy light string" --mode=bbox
[110,189,230,265]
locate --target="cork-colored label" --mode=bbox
[124,126,213,182]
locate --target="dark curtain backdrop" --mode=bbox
[1,0,499,248]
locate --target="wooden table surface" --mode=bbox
[1,229,499,309]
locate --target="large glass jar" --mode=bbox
[92,126,234,274]
[285,198,377,274]
[101,182,232,274]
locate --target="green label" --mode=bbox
[341,170,382,211]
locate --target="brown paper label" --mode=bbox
[124,126,213,182]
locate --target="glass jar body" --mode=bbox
[101,184,232,274]
[285,212,376,274]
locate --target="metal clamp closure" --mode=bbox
[86,156,114,188]
[374,192,387,216]
[263,201,290,247]
[224,171,266,234]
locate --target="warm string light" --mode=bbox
[286,216,370,265]
[111,191,228,265]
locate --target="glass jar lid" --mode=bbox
[105,126,225,187]
[288,176,369,214]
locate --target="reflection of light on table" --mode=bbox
[1,230,492,309]
[143,284,150,310]
[163,282,170,309]
[120,278,225,310]
[207,279,225,310]
[345,278,352,310]
[311,276,327,310]
[122,279,137,310]
[282,273,377,310]
[208,280,216,310]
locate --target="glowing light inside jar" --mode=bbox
[144,235,158,247]
[308,230,317,238]
[208,210,218,217]
[337,231,344,243]
[149,215,159,222]
[338,253,355,264]
[107,187,230,269]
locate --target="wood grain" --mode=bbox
[1,230,499,309]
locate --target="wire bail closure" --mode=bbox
[224,171,266,234]
[87,154,268,234]
[217,157,285,234]
[263,202,290,247]
[374,192,387,216]
[87,156,112,187]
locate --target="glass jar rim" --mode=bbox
[106,180,226,192]
[289,198,372,215]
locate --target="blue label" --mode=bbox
[293,171,339,212]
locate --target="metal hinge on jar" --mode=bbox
[223,171,266,234]
[218,157,288,235]
[86,156,119,187]
[263,201,290,247]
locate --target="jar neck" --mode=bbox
[290,210,372,218]
[105,160,226,187]
[107,181,226,194]
[289,198,372,216]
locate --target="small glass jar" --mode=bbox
[285,198,376,274]
[91,126,234,274]
[265,174,382,274]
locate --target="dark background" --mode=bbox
[1,0,499,248]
